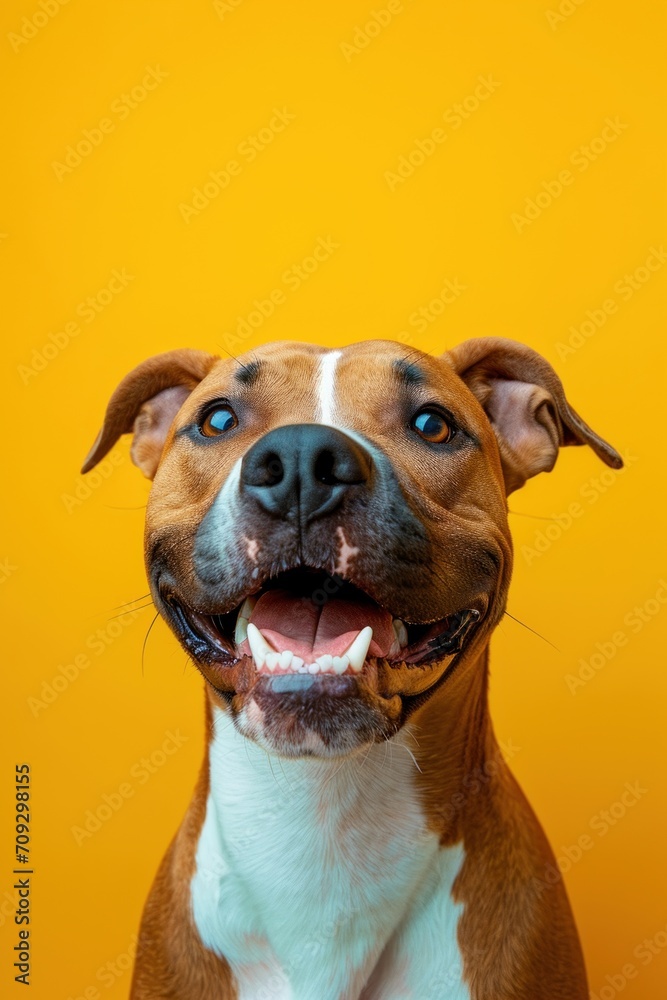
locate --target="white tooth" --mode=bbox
[343,626,373,672]
[292,656,305,672]
[316,654,333,672]
[235,615,248,646]
[393,618,408,648]
[239,596,257,620]
[332,655,348,675]
[264,652,280,672]
[246,622,274,669]
[308,661,320,674]
[279,650,293,670]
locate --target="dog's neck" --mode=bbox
[190,650,493,999]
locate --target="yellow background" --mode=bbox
[1,1,665,997]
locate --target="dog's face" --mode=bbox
[84,338,621,757]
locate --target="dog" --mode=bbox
[83,337,621,999]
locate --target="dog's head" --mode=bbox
[83,339,621,757]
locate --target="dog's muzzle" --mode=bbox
[151,421,490,754]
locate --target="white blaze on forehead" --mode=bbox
[317,349,342,424]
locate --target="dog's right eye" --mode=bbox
[200,405,238,437]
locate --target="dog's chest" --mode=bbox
[190,709,469,999]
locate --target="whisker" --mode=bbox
[82,593,154,623]
[215,341,255,377]
[399,346,427,364]
[141,612,161,675]
[210,710,240,743]
[276,757,297,793]
[243,737,256,773]
[400,742,422,773]
[503,611,560,652]
[103,504,147,511]
[106,601,154,621]
[508,509,558,521]
[403,726,422,752]
[112,593,152,610]
[321,752,353,789]
[381,736,390,771]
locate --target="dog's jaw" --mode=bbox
[154,559,490,757]
[141,342,512,757]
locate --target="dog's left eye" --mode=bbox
[411,409,453,444]
[200,405,238,437]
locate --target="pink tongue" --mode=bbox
[249,589,395,661]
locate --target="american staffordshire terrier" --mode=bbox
[83,337,621,999]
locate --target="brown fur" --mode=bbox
[130,701,236,999]
[82,338,620,998]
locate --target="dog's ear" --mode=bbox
[82,349,219,479]
[445,337,622,494]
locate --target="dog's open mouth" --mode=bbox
[162,569,480,676]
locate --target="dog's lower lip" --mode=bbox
[160,591,236,662]
[160,579,482,670]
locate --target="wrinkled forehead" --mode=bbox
[181,340,480,429]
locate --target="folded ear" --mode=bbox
[445,337,622,494]
[82,349,219,479]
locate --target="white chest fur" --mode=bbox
[191,707,470,1000]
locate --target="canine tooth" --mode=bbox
[332,655,348,675]
[307,661,320,674]
[343,626,373,672]
[292,656,305,672]
[235,615,248,646]
[316,654,333,672]
[393,618,408,648]
[264,652,281,672]
[239,596,257,620]
[246,623,274,669]
[279,650,293,670]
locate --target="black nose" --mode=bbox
[240,424,372,524]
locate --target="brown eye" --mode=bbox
[412,409,453,443]
[200,405,237,437]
